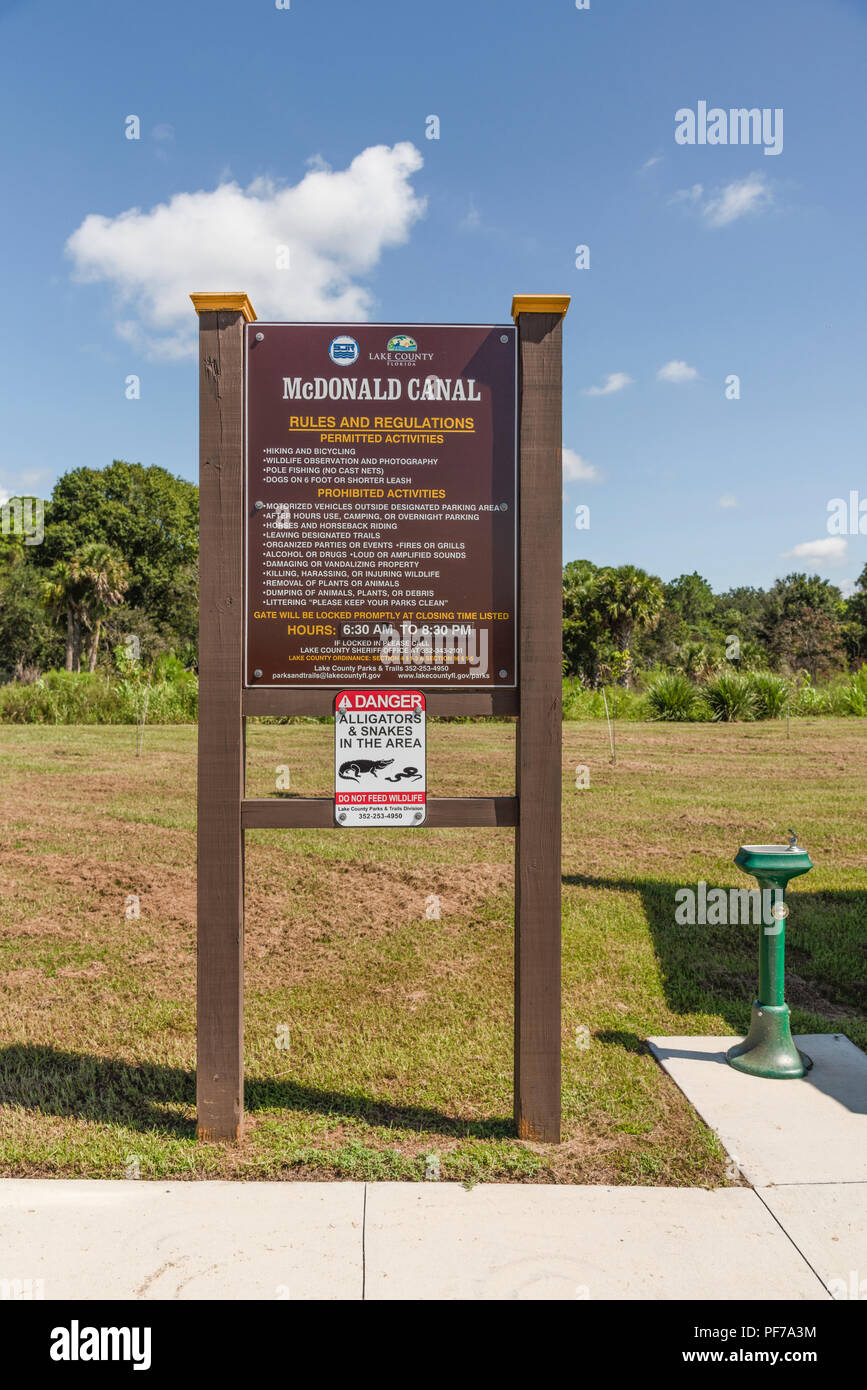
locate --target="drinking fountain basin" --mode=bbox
[734,845,812,881]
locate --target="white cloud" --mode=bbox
[657,360,700,384]
[702,172,773,227]
[563,448,600,482]
[669,183,704,205]
[669,172,773,228]
[582,372,633,397]
[65,142,426,359]
[640,154,663,172]
[781,537,848,567]
[718,494,738,508]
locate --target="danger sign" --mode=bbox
[334,689,426,827]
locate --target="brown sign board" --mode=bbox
[195,293,566,1147]
[244,323,517,687]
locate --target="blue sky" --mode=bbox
[1,0,865,593]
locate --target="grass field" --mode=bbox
[0,718,863,1184]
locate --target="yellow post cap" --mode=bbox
[511,295,571,321]
[190,293,257,322]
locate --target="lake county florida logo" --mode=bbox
[369,333,432,363]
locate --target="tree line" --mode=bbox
[563,559,867,687]
[1,462,865,687]
[0,462,198,680]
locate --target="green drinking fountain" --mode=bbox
[726,831,813,1080]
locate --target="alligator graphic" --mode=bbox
[338,758,393,782]
[385,766,422,782]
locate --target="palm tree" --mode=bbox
[75,543,129,671]
[593,565,665,685]
[41,559,84,671]
[41,545,128,672]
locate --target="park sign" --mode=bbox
[334,689,426,826]
[192,291,568,1148]
[244,323,517,688]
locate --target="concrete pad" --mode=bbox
[758,1185,867,1300]
[0,1180,364,1300]
[364,1183,827,1300]
[648,1034,867,1186]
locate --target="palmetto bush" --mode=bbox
[562,679,647,720]
[0,668,197,724]
[0,671,121,723]
[830,665,867,716]
[700,671,757,722]
[646,672,699,721]
[748,671,790,719]
[677,642,722,681]
[789,676,832,716]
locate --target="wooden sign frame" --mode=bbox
[192,291,569,1144]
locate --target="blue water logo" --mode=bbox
[329,335,360,365]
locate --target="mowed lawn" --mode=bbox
[0,718,864,1184]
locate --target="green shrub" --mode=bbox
[0,671,121,724]
[646,673,698,721]
[789,676,831,717]
[0,667,198,724]
[2,664,862,726]
[748,671,790,719]
[700,671,757,722]
[562,680,647,721]
[830,665,867,716]
[676,642,722,681]
[152,651,190,682]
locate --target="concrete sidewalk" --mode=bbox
[1,1177,861,1300]
[648,1034,867,1185]
[3,1034,864,1301]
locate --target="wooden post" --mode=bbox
[512,294,569,1143]
[191,292,257,1141]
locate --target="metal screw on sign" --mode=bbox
[498,670,508,678]
[255,332,264,342]
[499,502,508,511]
[253,669,262,679]
[254,500,264,511]
[337,812,347,823]
[500,334,509,343]
[414,811,423,821]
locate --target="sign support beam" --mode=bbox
[193,293,255,1141]
[512,295,569,1143]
